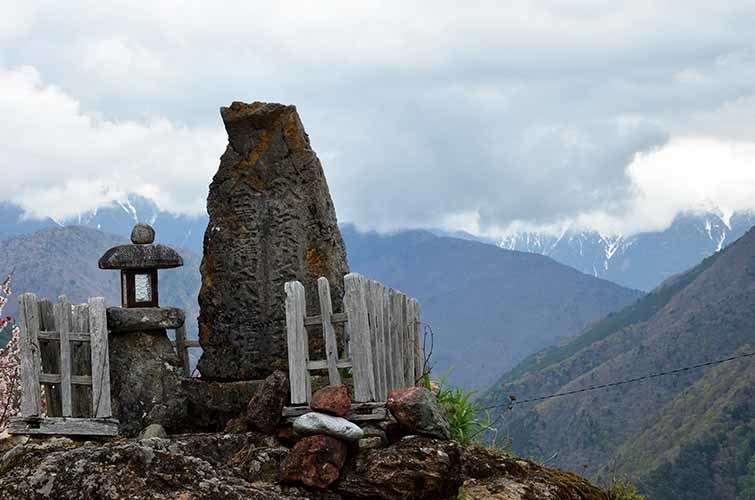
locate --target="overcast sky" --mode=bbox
[2,1,755,237]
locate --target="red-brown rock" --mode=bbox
[385,387,451,440]
[278,435,348,489]
[310,385,351,417]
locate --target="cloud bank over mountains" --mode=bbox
[1,1,755,237]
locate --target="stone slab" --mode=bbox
[98,244,183,270]
[107,307,185,332]
[197,101,349,381]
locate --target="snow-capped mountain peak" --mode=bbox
[496,210,755,290]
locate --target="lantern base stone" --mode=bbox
[108,328,186,436]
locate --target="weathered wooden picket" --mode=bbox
[284,272,422,409]
[9,293,118,436]
[172,325,200,377]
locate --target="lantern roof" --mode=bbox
[98,224,183,270]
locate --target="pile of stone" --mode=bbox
[279,384,361,489]
[272,381,451,490]
[213,371,454,491]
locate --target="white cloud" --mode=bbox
[1,2,755,236]
[0,65,224,219]
[485,138,755,238]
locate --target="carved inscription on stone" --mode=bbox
[198,102,350,381]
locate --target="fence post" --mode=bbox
[412,299,423,385]
[374,281,388,400]
[72,304,92,417]
[390,290,406,388]
[317,277,341,385]
[344,273,376,402]
[367,280,386,400]
[175,324,190,377]
[54,296,73,417]
[38,298,62,417]
[18,293,42,417]
[381,285,393,393]
[88,297,112,418]
[403,295,416,386]
[286,280,310,404]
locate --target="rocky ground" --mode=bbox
[0,376,612,499]
[0,431,610,500]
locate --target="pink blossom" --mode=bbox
[0,275,20,431]
[0,275,46,430]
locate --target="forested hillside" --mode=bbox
[480,225,755,499]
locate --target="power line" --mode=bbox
[484,350,755,411]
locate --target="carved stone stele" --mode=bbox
[197,101,350,381]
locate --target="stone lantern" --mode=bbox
[98,223,187,435]
[99,223,183,308]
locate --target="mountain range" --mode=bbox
[479,225,755,499]
[340,225,641,388]
[0,226,202,338]
[0,214,640,390]
[3,195,751,294]
[498,210,755,291]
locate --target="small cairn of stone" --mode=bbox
[278,384,362,490]
[277,383,455,490]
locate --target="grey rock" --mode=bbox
[108,329,185,436]
[130,223,155,244]
[0,433,305,500]
[293,412,364,442]
[138,423,167,439]
[98,243,183,270]
[247,371,289,434]
[1,444,25,468]
[197,101,350,381]
[0,431,29,455]
[107,306,185,332]
[181,379,260,432]
[0,431,610,500]
[360,425,388,445]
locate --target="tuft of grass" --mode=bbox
[428,370,498,446]
[607,478,644,500]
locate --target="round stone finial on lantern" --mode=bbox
[131,223,156,244]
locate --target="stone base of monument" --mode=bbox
[179,378,260,432]
[107,304,266,435]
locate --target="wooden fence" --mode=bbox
[172,325,200,377]
[9,294,118,436]
[285,272,422,406]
